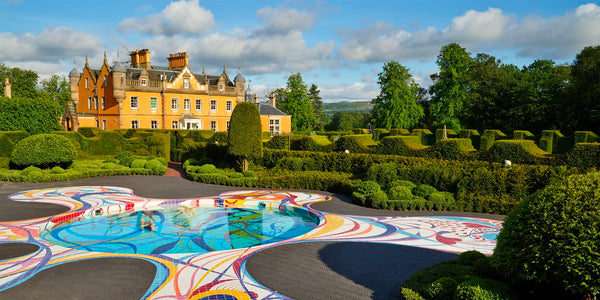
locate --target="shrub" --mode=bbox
[563,143,600,170]
[412,184,438,198]
[228,102,262,171]
[539,130,572,154]
[454,251,486,267]
[0,96,62,134]
[486,140,549,164]
[130,159,147,169]
[243,170,257,177]
[366,162,398,188]
[376,136,428,156]
[389,180,417,190]
[195,164,219,174]
[388,185,413,200]
[209,131,228,144]
[574,131,599,143]
[400,287,425,300]
[460,129,481,150]
[493,172,600,298]
[145,159,167,175]
[49,166,65,174]
[21,166,42,177]
[370,191,389,209]
[428,139,475,160]
[334,134,375,153]
[11,134,78,168]
[454,278,511,300]
[412,129,435,146]
[354,180,381,195]
[426,277,458,300]
[480,130,508,152]
[512,130,534,141]
[264,135,290,149]
[0,131,29,157]
[389,128,411,136]
[435,128,458,141]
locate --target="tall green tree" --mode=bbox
[567,45,600,132]
[325,112,370,131]
[429,43,473,130]
[309,84,327,130]
[227,102,262,171]
[371,61,423,129]
[277,73,315,132]
[0,63,39,99]
[40,75,70,107]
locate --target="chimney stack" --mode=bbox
[269,92,276,108]
[3,78,11,98]
[130,49,151,69]
[168,52,189,70]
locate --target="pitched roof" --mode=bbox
[257,102,287,116]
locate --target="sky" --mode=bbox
[1,0,599,103]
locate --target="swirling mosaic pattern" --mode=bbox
[0,186,502,299]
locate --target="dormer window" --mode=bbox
[141,77,147,87]
[219,83,224,91]
[183,78,190,89]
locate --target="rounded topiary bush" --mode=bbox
[11,134,77,169]
[492,172,600,298]
[145,159,167,175]
[130,159,147,169]
[49,166,66,174]
[355,180,382,195]
[21,166,43,179]
[388,185,413,200]
[412,184,438,198]
[195,164,218,174]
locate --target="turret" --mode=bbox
[68,61,80,105]
[234,67,246,103]
[112,58,127,104]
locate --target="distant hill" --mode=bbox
[324,101,372,117]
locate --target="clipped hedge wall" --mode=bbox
[486,139,550,164]
[539,130,572,154]
[574,131,599,143]
[389,128,411,136]
[412,129,435,146]
[459,129,481,150]
[0,131,29,157]
[435,128,458,141]
[512,130,535,141]
[427,138,476,160]
[479,130,508,152]
[375,135,428,157]
[290,135,333,152]
[334,134,376,153]
[563,142,600,170]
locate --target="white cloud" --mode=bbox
[255,6,316,35]
[320,81,378,102]
[119,0,214,36]
[338,4,600,63]
[0,27,103,62]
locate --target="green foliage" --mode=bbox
[511,130,534,140]
[0,96,62,134]
[454,278,512,300]
[454,251,486,267]
[278,73,315,131]
[325,112,370,132]
[145,159,167,175]
[435,128,458,141]
[323,101,373,118]
[459,129,481,149]
[574,131,599,143]
[400,288,425,300]
[228,102,263,171]
[49,166,66,174]
[372,61,424,129]
[11,134,77,168]
[0,63,39,99]
[309,84,327,130]
[412,129,436,146]
[479,130,508,152]
[493,172,600,298]
[486,140,549,164]
[78,127,100,138]
[426,277,458,300]
[290,135,333,152]
[388,185,413,200]
[563,142,600,170]
[428,138,476,160]
[354,180,381,195]
[208,131,228,144]
[372,128,390,141]
[130,159,147,169]
[389,180,417,190]
[264,135,290,149]
[39,75,70,107]
[366,163,398,188]
[0,131,29,157]
[376,135,428,157]
[389,128,411,136]
[412,184,438,198]
[243,170,257,177]
[335,134,375,153]
[538,130,572,154]
[568,45,600,132]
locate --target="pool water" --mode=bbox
[40,206,319,254]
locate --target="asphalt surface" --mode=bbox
[0,175,504,299]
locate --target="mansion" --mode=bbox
[65,49,290,135]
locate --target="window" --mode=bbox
[85,77,89,89]
[150,97,157,110]
[171,98,178,110]
[88,97,92,109]
[211,121,217,132]
[94,97,98,109]
[151,120,158,129]
[183,78,190,89]
[141,78,147,86]
[270,119,280,135]
[172,121,179,129]
[130,96,138,109]
[219,83,224,91]
[95,120,99,128]
[210,100,217,111]
[102,120,106,130]
[226,121,230,131]
[195,99,202,111]
[131,120,139,129]
[184,98,191,111]
[103,75,107,87]
[101,97,106,109]
[226,100,232,112]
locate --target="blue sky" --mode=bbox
[1,0,598,102]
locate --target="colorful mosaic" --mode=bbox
[0,186,502,299]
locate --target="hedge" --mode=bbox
[0,131,29,157]
[427,138,476,160]
[435,128,458,141]
[479,130,508,152]
[574,131,599,143]
[334,134,376,153]
[375,135,428,157]
[460,129,481,150]
[563,143,600,170]
[411,129,435,146]
[389,128,411,136]
[486,139,550,164]
[512,130,535,141]
[539,130,572,154]
[11,134,77,168]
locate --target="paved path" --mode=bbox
[0,176,503,299]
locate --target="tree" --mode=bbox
[429,43,473,130]
[0,63,39,99]
[40,75,70,107]
[227,102,262,171]
[566,45,600,132]
[0,96,62,134]
[371,61,423,130]
[309,84,327,130]
[325,112,370,131]
[277,73,315,132]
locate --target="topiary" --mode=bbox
[195,164,218,174]
[145,159,167,175]
[354,180,382,195]
[49,166,66,174]
[21,166,42,177]
[389,180,417,190]
[11,134,77,169]
[454,251,486,267]
[388,185,413,200]
[492,172,600,299]
[412,184,438,198]
[130,159,147,169]
[454,278,511,300]
[426,277,458,300]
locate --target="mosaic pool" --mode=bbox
[40,206,320,254]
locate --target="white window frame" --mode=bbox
[184,98,191,111]
[130,96,138,110]
[151,120,158,129]
[94,97,98,109]
[88,97,92,109]
[195,99,202,111]
[171,98,178,110]
[210,99,217,112]
[131,120,139,129]
[183,78,190,89]
[210,120,217,132]
[141,77,147,87]
[85,77,89,89]
[226,100,232,112]
[172,121,179,129]
[101,96,106,109]
[150,97,157,110]
[270,119,280,135]
[102,120,107,130]
[219,83,224,91]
